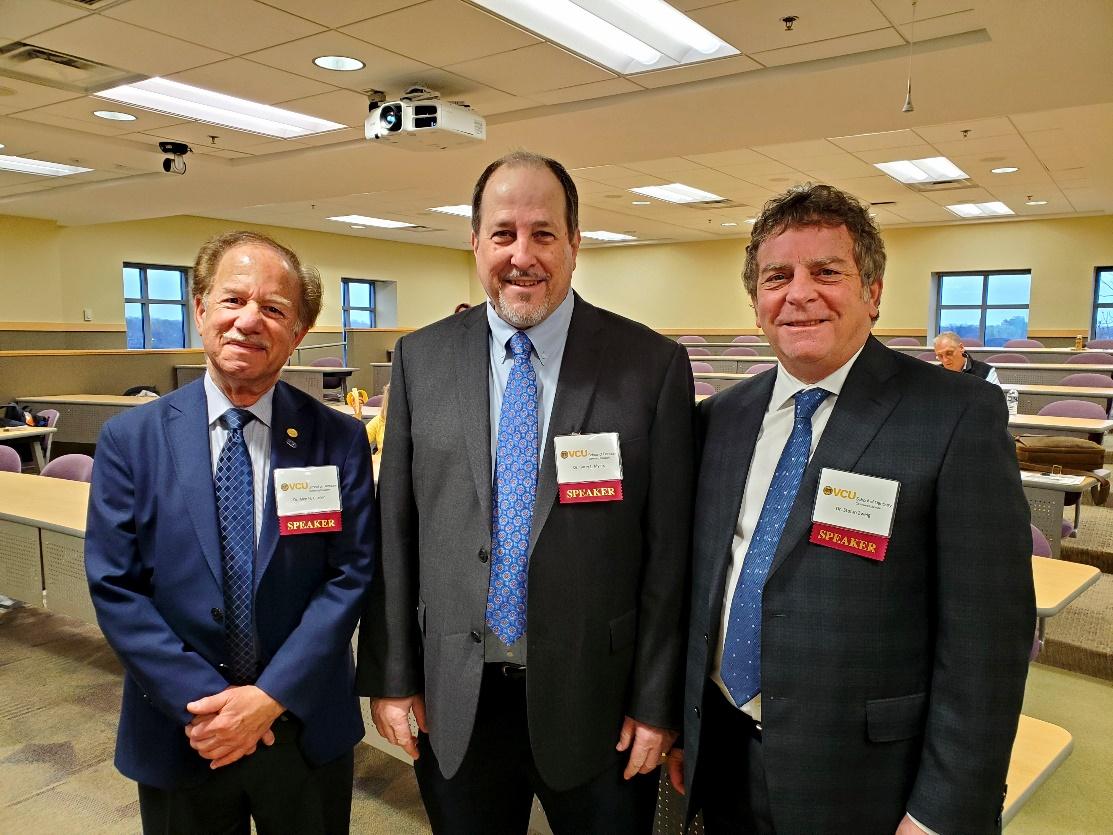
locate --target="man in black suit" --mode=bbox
[671,184,1034,834]
[358,151,696,834]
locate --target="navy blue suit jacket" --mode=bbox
[85,379,376,790]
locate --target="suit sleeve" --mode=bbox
[254,421,377,719]
[626,343,697,729]
[85,422,228,725]
[907,383,1036,832]
[356,336,424,698]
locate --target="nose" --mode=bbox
[508,235,539,271]
[783,268,819,305]
[233,301,264,332]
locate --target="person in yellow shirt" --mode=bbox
[365,383,389,453]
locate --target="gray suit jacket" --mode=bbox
[358,294,696,791]
[683,336,1034,834]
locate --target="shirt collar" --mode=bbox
[204,371,274,429]
[768,342,866,413]
[486,289,575,366]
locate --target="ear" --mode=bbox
[866,275,883,318]
[569,229,581,267]
[470,230,479,258]
[193,294,206,333]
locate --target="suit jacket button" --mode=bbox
[470,631,482,643]
[211,607,224,623]
[703,632,709,643]
[693,705,701,718]
[478,548,489,563]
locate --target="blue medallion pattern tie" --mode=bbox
[486,331,539,645]
[721,387,830,706]
[215,407,257,684]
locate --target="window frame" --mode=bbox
[342,278,377,330]
[1093,266,1113,340]
[935,269,1032,345]
[123,262,190,350]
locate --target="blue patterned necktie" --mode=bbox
[215,407,257,684]
[486,331,539,645]
[721,387,830,706]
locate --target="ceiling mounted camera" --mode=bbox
[159,141,191,175]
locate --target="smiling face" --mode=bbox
[194,242,307,405]
[753,223,882,383]
[471,164,580,329]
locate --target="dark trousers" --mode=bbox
[414,664,660,835]
[137,717,354,835]
[694,682,774,835]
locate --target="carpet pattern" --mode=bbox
[1041,574,1113,683]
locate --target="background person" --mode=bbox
[934,331,1001,383]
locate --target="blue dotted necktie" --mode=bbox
[721,387,830,706]
[486,331,539,645]
[215,408,257,684]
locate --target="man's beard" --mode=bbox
[494,269,552,329]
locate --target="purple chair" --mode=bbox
[1059,373,1113,388]
[724,346,758,356]
[310,356,344,397]
[985,353,1029,363]
[747,362,776,374]
[886,337,920,346]
[677,336,707,344]
[732,335,762,344]
[36,408,60,464]
[0,445,22,472]
[367,395,384,407]
[694,382,717,396]
[686,346,711,357]
[1086,339,1113,349]
[690,361,714,373]
[1029,523,1053,661]
[1037,399,1109,420]
[40,453,94,483]
[1004,338,1045,348]
[915,351,937,361]
[961,337,983,347]
[1067,352,1113,365]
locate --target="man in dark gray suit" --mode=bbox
[358,151,696,834]
[671,184,1034,834]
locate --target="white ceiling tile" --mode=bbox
[623,157,709,177]
[0,77,83,115]
[143,121,288,152]
[913,118,1017,144]
[11,96,187,135]
[921,186,997,206]
[854,144,946,164]
[343,0,539,67]
[28,15,228,77]
[685,148,771,168]
[373,67,542,114]
[445,43,614,96]
[530,78,641,106]
[752,28,904,68]
[752,139,842,162]
[829,129,921,152]
[634,53,761,88]
[711,159,807,183]
[273,89,368,125]
[170,58,335,105]
[825,174,914,202]
[871,0,974,25]
[692,0,891,54]
[793,155,884,180]
[930,134,1029,157]
[892,9,984,41]
[288,125,365,146]
[254,0,423,28]
[0,0,89,41]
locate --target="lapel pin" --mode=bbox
[287,428,298,438]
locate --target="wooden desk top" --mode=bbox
[0,426,57,441]
[1009,383,1113,398]
[327,403,381,421]
[18,394,159,406]
[1020,470,1098,494]
[1002,714,1074,826]
[0,470,89,536]
[1031,556,1101,617]
[993,362,1113,371]
[1010,414,1113,433]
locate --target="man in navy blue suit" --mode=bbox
[86,231,376,834]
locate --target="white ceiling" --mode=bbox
[0,0,1111,249]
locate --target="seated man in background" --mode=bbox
[934,330,1000,383]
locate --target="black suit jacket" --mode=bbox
[358,294,696,791]
[683,336,1034,833]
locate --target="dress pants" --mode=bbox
[414,664,660,835]
[137,716,354,835]
[694,681,774,835]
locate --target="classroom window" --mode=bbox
[1094,268,1113,340]
[123,263,189,349]
[936,271,1031,347]
[342,278,376,329]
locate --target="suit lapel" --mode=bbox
[165,380,223,588]
[767,337,902,579]
[455,307,494,525]
[527,294,605,554]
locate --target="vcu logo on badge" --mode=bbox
[824,485,857,500]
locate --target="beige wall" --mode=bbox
[0,215,64,321]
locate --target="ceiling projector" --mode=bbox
[365,99,486,150]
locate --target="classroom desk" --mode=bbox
[327,403,381,422]
[1006,383,1113,416]
[175,365,357,400]
[1020,470,1102,556]
[18,394,159,445]
[0,425,57,471]
[692,372,755,393]
[1009,413,1113,441]
[1002,714,1075,827]
[1031,555,1100,646]
[993,363,1113,385]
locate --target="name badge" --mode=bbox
[554,433,623,503]
[274,466,342,535]
[809,468,899,561]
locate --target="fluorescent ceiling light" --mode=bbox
[945,201,1014,218]
[428,204,472,217]
[350,225,366,229]
[721,222,738,227]
[990,166,1019,174]
[313,55,364,71]
[468,0,738,74]
[93,110,137,121]
[327,215,415,228]
[1025,199,1048,206]
[631,200,651,205]
[0,154,92,177]
[96,78,346,139]
[582,230,636,241]
[629,183,724,203]
[874,156,967,183]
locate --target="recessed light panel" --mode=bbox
[990,166,1019,174]
[874,156,967,183]
[945,202,1014,218]
[428,205,472,217]
[327,215,415,228]
[313,55,364,71]
[0,154,92,176]
[581,230,637,241]
[93,110,137,121]
[1025,199,1048,206]
[629,183,724,203]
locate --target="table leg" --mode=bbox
[32,440,47,472]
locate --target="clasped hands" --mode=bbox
[183,685,285,769]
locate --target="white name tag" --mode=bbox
[553,433,623,503]
[810,468,900,561]
[274,466,342,535]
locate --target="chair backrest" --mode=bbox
[915,351,937,361]
[732,335,762,344]
[1037,399,1109,420]
[961,337,983,347]
[1059,372,1113,388]
[686,346,711,356]
[985,353,1029,363]
[37,408,60,462]
[40,453,94,482]
[723,346,758,356]
[690,361,714,373]
[367,394,384,407]
[0,445,22,472]
[310,356,344,389]
[886,337,920,346]
[1004,338,1044,348]
[1030,523,1052,557]
[677,335,707,344]
[1067,352,1113,365]
[747,362,777,374]
[694,381,717,396]
[1086,338,1113,349]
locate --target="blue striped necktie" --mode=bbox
[721,387,830,706]
[486,331,539,645]
[215,407,257,684]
